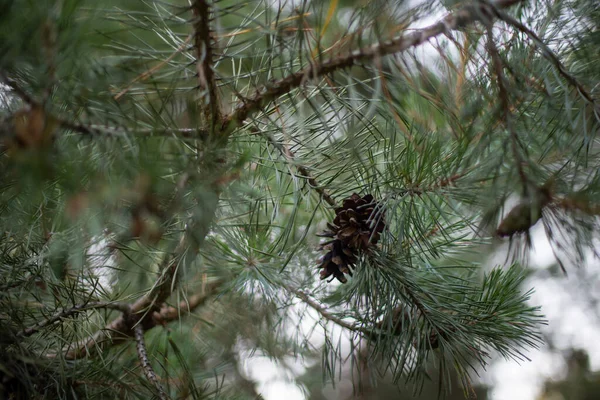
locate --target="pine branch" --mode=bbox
[0,74,116,139]
[64,125,208,139]
[59,181,215,360]
[19,301,131,338]
[59,280,222,360]
[219,0,527,134]
[190,0,221,129]
[147,239,187,308]
[2,71,208,140]
[491,5,600,116]
[289,284,456,349]
[134,323,170,400]
[486,26,529,191]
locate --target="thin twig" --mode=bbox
[20,301,131,338]
[134,323,170,400]
[65,124,208,139]
[288,285,361,332]
[287,284,451,349]
[251,126,336,207]
[219,0,526,134]
[147,252,183,310]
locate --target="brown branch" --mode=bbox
[491,6,599,116]
[59,280,222,360]
[219,0,527,134]
[19,301,131,338]
[60,124,209,139]
[296,163,336,207]
[292,284,466,351]
[191,0,220,129]
[147,241,186,309]
[404,172,466,196]
[55,127,220,361]
[134,323,170,400]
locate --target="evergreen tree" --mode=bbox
[0,0,598,398]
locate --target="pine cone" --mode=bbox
[317,193,385,283]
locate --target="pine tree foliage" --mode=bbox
[0,0,598,398]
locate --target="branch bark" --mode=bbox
[1,74,201,140]
[113,34,193,101]
[191,0,221,130]
[224,0,527,207]
[134,323,170,400]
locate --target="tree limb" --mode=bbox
[288,285,455,349]
[58,280,222,360]
[219,0,527,134]
[1,71,208,140]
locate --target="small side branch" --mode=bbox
[290,286,360,332]
[134,324,170,400]
[147,233,189,308]
[20,301,131,338]
[287,284,451,349]
[296,163,336,207]
[190,0,220,128]
[252,127,336,207]
[63,124,208,139]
